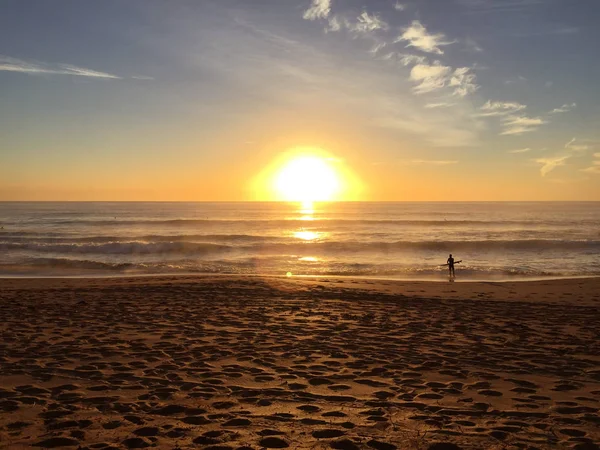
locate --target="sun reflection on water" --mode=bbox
[293,230,321,241]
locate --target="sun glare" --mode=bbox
[251,147,363,202]
[274,155,340,203]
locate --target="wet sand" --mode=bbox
[1,276,599,449]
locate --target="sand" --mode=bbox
[1,275,599,450]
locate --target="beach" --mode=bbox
[1,276,599,449]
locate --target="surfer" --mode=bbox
[447,254,455,277]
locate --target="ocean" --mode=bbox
[0,202,598,280]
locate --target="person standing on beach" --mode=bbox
[447,254,455,277]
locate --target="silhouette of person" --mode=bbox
[447,254,455,278]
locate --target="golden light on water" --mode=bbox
[293,230,321,241]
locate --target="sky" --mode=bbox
[1,0,599,201]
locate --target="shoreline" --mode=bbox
[1,271,599,283]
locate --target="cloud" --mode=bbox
[409,62,478,96]
[458,0,543,14]
[565,137,589,153]
[508,148,531,153]
[0,55,120,79]
[449,67,479,97]
[346,12,388,33]
[549,102,576,114]
[408,159,458,165]
[369,42,387,54]
[395,21,454,55]
[464,37,483,53]
[479,100,526,116]
[397,53,427,66]
[327,16,342,31]
[581,153,600,174]
[534,155,570,176]
[504,75,527,85]
[410,61,452,93]
[425,102,456,109]
[394,2,406,11]
[303,0,331,20]
[501,115,546,135]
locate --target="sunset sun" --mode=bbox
[274,155,340,203]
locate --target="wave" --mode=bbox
[1,218,591,227]
[0,234,271,244]
[2,239,599,256]
[0,257,595,279]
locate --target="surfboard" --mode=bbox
[439,260,462,267]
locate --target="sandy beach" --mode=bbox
[1,275,599,449]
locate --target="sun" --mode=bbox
[274,155,340,203]
[250,146,364,202]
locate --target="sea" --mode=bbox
[0,202,599,280]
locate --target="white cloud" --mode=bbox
[409,62,478,96]
[508,148,531,153]
[535,155,570,176]
[0,55,120,79]
[410,61,452,93]
[395,21,454,55]
[449,67,479,97]
[327,16,342,31]
[394,2,406,11]
[425,102,456,109]
[369,42,387,54]
[346,12,388,33]
[303,0,331,20]
[479,100,527,116]
[501,115,546,135]
[397,53,427,66]
[549,102,576,114]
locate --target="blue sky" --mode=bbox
[1,0,599,200]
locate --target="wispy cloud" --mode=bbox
[410,61,452,93]
[0,55,120,79]
[449,67,479,97]
[396,53,427,66]
[407,159,458,165]
[508,148,531,153]
[549,102,576,114]
[532,138,593,176]
[394,2,406,11]
[346,12,388,33]
[395,21,454,55]
[534,155,570,176]
[459,0,543,14]
[565,137,589,153]
[464,37,483,53]
[303,0,331,20]
[410,61,478,96]
[504,75,527,85]
[479,100,526,116]
[501,115,546,135]
[425,102,456,109]
[582,153,600,174]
